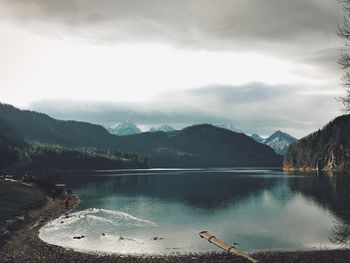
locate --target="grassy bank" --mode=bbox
[0,180,46,225]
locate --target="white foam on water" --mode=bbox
[38,208,167,254]
[99,208,156,225]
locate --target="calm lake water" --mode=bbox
[39,169,350,254]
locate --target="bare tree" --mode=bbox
[338,0,350,112]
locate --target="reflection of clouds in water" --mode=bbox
[262,191,271,205]
[40,170,349,254]
[69,170,283,209]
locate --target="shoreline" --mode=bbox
[1,195,350,263]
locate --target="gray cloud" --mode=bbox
[0,0,344,79]
[3,1,344,137]
[29,83,341,138]
[187,83,290,103]
[0,1,342,47]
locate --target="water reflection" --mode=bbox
[287,172,350,247]
[42,169,350,253]
[63,170,285,209]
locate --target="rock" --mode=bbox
[6,218,22,231]
[73,235,85,239]
[1,230,11,239]
[15,216,24,222]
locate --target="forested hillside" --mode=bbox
[0,103,282,168]
[0,103,117,147]
[284,114,350,172]
[0,104,147,171]
[114,124,283,167]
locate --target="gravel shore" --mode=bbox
[0,196,349,263]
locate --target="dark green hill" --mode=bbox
[0,134,24,168]
[0,103,115,147]
[114,125,282,167]
[0,104,146,171]
[284,114,350,172]
[0,103,282,168]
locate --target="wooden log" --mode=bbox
[199,231,258,263]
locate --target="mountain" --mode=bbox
[214,124,242,133]
[250,133,265,143]
[0,134,25,169]
[284,114,350,172]
[0,104,147,171]
[113,124,282,167]
[263,130,298,155]
[149,125,175,133]
[0,103,283,168]
[250,131,297,155]
[105,120,141,136]
[0,103,115,148]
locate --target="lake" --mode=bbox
[39,169,350,254]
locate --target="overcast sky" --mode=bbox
[0,0,346,137]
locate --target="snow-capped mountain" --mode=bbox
[105,120,141,136]
[149,125,175,133]
[263,130,298,155]
[214,124,242,133]
[250,133,265,143]
[250,131,297,155]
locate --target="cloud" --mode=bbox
[0,1,342,48]
[187,83,290,103]
[0,0,344,81]
[29,83,341,138]
[1,1,344,137]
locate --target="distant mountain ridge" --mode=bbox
[250,130,297,155]
[284,114,350,172]
[213,124,242,133]
[105,120,141,136]
[149,125,175,133]
[0,104,147,171]
[250,133,265,143]
[264,130,298,155]
[0,103,283,168]
[0,103,114,148]
[115,124,282,167]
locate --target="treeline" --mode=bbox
[0,135,24,168]
[113,124,283,167]
[0,103,283,168]
[0,103,116,148]
[284,114,350,171]
[0,103,148,171]
[28,143,148,170]
[0,136,148,172]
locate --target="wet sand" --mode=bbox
[1,196,350,263]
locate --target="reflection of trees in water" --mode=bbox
[329,219,350,246]
[287,172,350,246]
[64,171,283,209]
